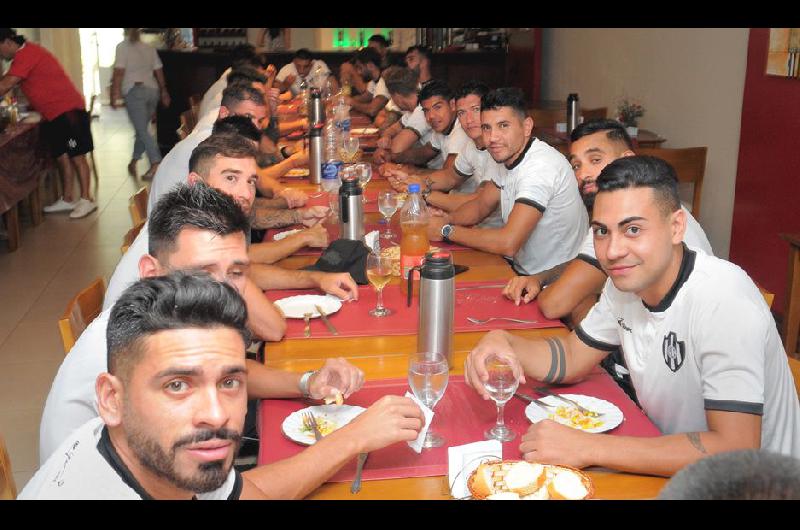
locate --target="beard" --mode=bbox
[581,189,596,213]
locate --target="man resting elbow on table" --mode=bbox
[343,47,390,120]
[465,156,800,477]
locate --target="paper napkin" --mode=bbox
[447,440,503,499]
[405,391,434,454]
[365,230,380,253]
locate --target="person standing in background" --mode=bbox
[111,28,171,180]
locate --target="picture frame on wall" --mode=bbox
[767,28,800,78]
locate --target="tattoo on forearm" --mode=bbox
[543,338,559,383]
[686,432,708,454]
[252,207,299,229]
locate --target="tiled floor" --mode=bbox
[0,106,150,492]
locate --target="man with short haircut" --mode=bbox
[426,87,587,277]
[368,34,393,70]
[28,271,424,499]
[345,47,391,119]
[465,156,800,476]
[39,185,358,465]
[197,44,267,119]
[276,48,331,97]
[405,46,432,85]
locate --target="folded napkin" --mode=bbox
[405,392,434,454]
[301,238,370,284]
[447,440,503,499]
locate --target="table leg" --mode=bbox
[783,245,800,357]
[2,204,20,252]
[28,186,43,226]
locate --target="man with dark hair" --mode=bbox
[276,48,331,97]
[0,28,97,218]
[405,46,432,85]
[40,184,359,465]
[29,270,424,499]
[425,87,587,277]
[197,44,270,119]
[345,47,391,119]
[368,34,392,69]
[465,155,800,477]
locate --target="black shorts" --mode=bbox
[41,108,94,158]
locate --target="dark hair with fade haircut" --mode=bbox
[455,80,490,103]
[354,46,382,68]
[226,66,267,86]
[220,82,266,110]
[596,155,681,216]
[368,34,390,47]
[188,132,258,179]
[212,115,262,143]
[229,44,262,70]
[106,271,250,381]
[0,28,25,46]
[383,66,419,96]
[481,87,528,120]
[294,48,313,61]
[570,118,634,150]
[405,45,432,62]
[148,182,251,259]
[418,79,453,104]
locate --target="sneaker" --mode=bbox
[127,159,138,177]
[142,162,160,181]
[69,198,98,219]
[43,198,78,213]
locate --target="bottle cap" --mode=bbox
[408,183,421,193]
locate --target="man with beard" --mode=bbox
[345,47,391,119]
[26,271,424,499]
[405,46,432,86]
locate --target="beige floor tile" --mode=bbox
[0,408,43,472]
[13,470,34,495]
[0,360,61,415]
[0,321,66,365]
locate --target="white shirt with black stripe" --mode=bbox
[452,141,503,228]
[21,417,243,500]
[492,137,587,275]
[576,246,800,458]
[398,105,441,169]
[429,119,470,166]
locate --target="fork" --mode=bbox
[466,316,539,325]
[303,312,312,337]
[514,392,558,413]
[302,412,323,441]
[534,387,604,418]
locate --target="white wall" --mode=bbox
[541,28,750,258]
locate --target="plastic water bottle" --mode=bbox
[334,99,351,144]
[321,120,342,192]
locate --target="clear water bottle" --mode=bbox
[321,120,342,192]
[334,99,351,146]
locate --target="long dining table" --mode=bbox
[256,112,669,500]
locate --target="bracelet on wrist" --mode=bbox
[299,370,316,399]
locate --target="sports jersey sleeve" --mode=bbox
[7,45,39,79]
[576,228,601,270]
[373,78,390,100]
[454,149,476,179]
[446,124,470,158]
[400,107,428,138]
[275,63,293,82]
[511,164,559,213]
[575,280,621,352]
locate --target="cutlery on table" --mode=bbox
[513,392,558,413]
[302,412,323,441]
[314,304,339,335]
[455,284,507,291]
[303,312,312,338]
[466,316,539,325]
[534,387,604,417]
[350,452,369,494]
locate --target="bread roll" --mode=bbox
[547,469,589,500]
[469,462,498,499]
[504,461,546,496]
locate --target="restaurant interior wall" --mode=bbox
[729,28,800,317]
[540,28,749,259]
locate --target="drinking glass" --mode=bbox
[408,351,449,448]
[483,354,519,442]
[377,190,398,239]
[355,163,372,204]
[339,136,360,163]
[366,252,393,317]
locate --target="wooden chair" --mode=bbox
[789,357,800,400]
[635,147,707,220]
[129,186,148,227]
[121,220,145,255]
[177,109,197,140]
[758,284,775,309]
[0,434,15,500]
[58,277,106,354]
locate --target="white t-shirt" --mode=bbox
[367,77,391,101]
[197,67,231,122]
[576,206,713,270]
[398,105,441,169]
[429,119,470,167]
[577,247,800,458]
[113,40,162,95]
[276,59,330,96]
[452,141,503,228]
[491,137,588,275]
[24,417,242,500]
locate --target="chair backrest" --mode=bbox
[189,94,202,116]
[634,147,708,219]
[758,284,775,309]
[0,433,16,500]
[789,356,800,398]
[121,220,146,255]
[58,277,106,354]
[129,186,149,227]
[178,109,197,140]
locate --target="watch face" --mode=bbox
[442,224,453,238]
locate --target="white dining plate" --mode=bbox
[273,294,343,319]
[284,168,309,177]
[524,394,623,434]
[282,404,366,445]
[351,127,379,135]
[273,228,303,241]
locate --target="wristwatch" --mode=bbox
[299,370,317,400]
[441,224,454,243]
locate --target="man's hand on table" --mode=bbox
[313,272,359,301]
[341,395,425,453]
[464,330,527,400]
[376,136,392,150]
[301,222,329,248]
[520,419,594,469]
[279,187,309,208]
[298,205,329,226]
[426,215,449,242]
[372,148,392,165]
[287,146,309,168]
[503,276,542,306]
[308,357,365,400]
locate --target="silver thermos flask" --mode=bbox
[310,88,325,126]
[338,178,364,241]
[566,93,580,136]
[409,251,455,367]
[308,124,323,185]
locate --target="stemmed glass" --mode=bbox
[366,252,393,317]
[355,163,372,203]
[408,351,449,448]
[483,354,519,442]
[339,136,360,164]
[377,190,398,239]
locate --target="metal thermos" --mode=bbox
[566,93,580,136]
[408,251,455,366]
[338,178,364,241]
[308,124,323,185]
[310,88,325,126]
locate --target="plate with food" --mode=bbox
[273,294,342,319]
[273,228,303,241]
[524,394,623,433]
[351,127,379,135]
[284,168,310,177]
[467,459,593,500]
[282,404,366,445]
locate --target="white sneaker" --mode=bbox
[69,198,98,219]
[43,198,78,213]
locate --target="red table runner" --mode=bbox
[257,371,661,483]
[265,281,564,339]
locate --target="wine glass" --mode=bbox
[355,163,372,204]
[378,190,398,239]
[408,351,449,448]
[339,136,360,164]
[483,354,520,442]
[366,252,393,317]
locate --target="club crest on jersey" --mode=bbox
[617,318,632,332]
[662,331,685,372]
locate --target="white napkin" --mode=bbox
[365,230,380,253]
[405,391,434,453]
[447,440,503,499]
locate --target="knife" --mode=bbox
[350,452,369,494]
[455,284,507,291]
[513,392,556,412]
[315,304,339,335]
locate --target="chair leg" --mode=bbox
[3,204,20,252]
[29,186,43,226]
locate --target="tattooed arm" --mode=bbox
[251,205,302,230]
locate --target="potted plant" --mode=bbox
[616,98,645,137]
